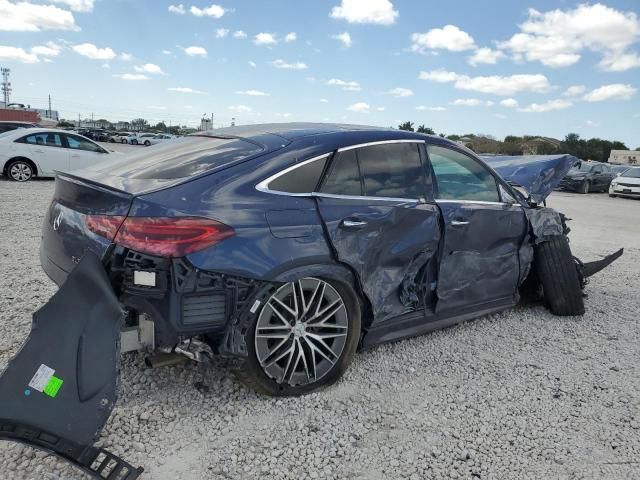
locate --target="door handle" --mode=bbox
[451,220,469,226]
[340,219,367,229]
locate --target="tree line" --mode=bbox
[397,121,634,162]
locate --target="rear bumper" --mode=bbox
[40,245,70,286]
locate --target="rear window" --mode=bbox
[268,156,327,193]
[104,136,264,179]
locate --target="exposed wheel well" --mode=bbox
[3,157,38,177]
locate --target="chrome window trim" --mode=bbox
[312,192,420,203]
[255,153,331,196]
[337,139,425,152]
[435,199,517,207]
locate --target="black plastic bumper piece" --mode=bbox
[0,253,143,479]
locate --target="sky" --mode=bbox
[0,0,639,146]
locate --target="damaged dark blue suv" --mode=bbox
[0,123,622,478]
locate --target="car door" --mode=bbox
[426,144,527,314]
[314,141,441,327]
[18,132,69,175]
[594,164,612,190]
[64,133,109,171]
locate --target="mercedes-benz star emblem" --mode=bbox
[53,212,63,232]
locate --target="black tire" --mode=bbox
[121,138,127,144]
[234,277,361,396]
[579,180,590,194]
[7,159,34,182]
[535,236,584,316]
[609,193,617,198]
[144,140,151,146]
[132,139,138,145]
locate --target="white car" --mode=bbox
[110,132,130,143]
[146,133,176,146]
[0,128,117,182]
[609,167,640,198]
[135,133,158,146]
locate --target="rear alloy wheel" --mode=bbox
[579,180,590,194]
[8,160,34,182]
[121,138,127,144]
[144,140,151,146]
[236,277,360,396]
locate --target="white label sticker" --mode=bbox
[250,300,261,314]
[28,364,55,392]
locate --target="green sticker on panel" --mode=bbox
[43,376,63,398]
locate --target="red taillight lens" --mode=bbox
[86,216,234,257]
[86,215,125,240]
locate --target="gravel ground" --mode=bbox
[0,179,638,480]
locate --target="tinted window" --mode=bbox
[22,133,63,147]
[66,134,103,152]
[320,150,361,196]
[104,136,263,180]
[358,143,424,199]
[268,156,327,193]
[427,145,499,202]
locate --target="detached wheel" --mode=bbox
[235,277,361,396]
[535,236,585,316]
[8,160,34,182]
[579,180,590,194]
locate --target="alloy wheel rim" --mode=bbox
[255,278,348,387]
[10,163,31,181]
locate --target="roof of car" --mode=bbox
[197,122,394,141]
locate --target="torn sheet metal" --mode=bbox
[524,207,565,244]
[0,253,143,480]
[482,154,578,204]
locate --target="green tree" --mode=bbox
[56,119,74,128]
[446,134,461,141]
[416,125,435,134]
[398,121,414,132]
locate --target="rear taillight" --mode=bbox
[85,215,125,240]
[86,216,234,257]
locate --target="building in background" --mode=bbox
[200,117,212,131]
[609,150,639,166]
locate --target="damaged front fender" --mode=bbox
[0,253,143,479]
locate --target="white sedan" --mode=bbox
[609,167,640,198]
[0,128,117,182]
[147,133,176,146]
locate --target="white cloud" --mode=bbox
[468,47,504,66]
[416,105,446,111]
[0,45,39,63]
[30,41,62,58]
[148,105,167,110]
[162,50,173,55]
[229,105,252,113]
[418,69,550,96]
[330,0,398,25]
[190,4,225,18]
[168,4,185,14]
[272,59,308,69]
[519,99,573,113]
[101,63,110,69]
[584,120,599,127]
[119,52,133,61]
[387,87,413,97]
[376,107,385,111]
[500,98,518,108]
[168,87,207,94]
[72,43,116,60]
[452,98,491,107]
[215,28,229,38]
[248,60,256,68]
[184,46,207,57]
[347,102,371,113]
[50,0,93,12]
[562,85,586,97]
[583,84,636,102]
[495,113,507,119]
[327,78,360,91]
[236,89,269,96]
[0,0,78,31]
[499,4,640,71]
[285,32,297,43]
[134,63,164,75]
[113,73,150,81]
[320,98,329,103]
[411,25,475,53]
[255,33,277,46]
[233,30,247,39]
[332,32,352,48]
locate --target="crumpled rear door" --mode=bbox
[0,253,143,479]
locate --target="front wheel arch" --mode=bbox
[4,157,38,178]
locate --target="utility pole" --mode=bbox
[91,112,94,128]
[1,67,11,106]
[48,94,52,119]
[78,113,81,128]
[211,112,214,129]
[231,117,236,127]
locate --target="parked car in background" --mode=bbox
[0,121,39,134]
[136,133,158,146]
[0,128,117,181]
[610,165,629,176]
[609,167,640,198]
[559,161,615,194]
[146,133,176,146]
[110,132,130,143]
[123,133,141,145]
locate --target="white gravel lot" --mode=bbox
[0,179,638,480]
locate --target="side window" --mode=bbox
[320,150,361,196]
[267,156,328,194]
[21,133,62,147]
[358,143,424,199]
[66,134,103,153]
[427,145,500,202]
